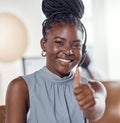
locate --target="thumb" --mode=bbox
[74,67,81,88]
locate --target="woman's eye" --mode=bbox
[72,42,82,49]
[55,41,64,46]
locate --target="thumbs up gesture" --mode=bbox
[74,68,96,110]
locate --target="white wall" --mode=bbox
[92,0,108,77]
[0,0,44,105]
[0,0,120,105]
[104,0,120,80]
[92,0,120,80]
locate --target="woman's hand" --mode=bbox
[74,68,96,110]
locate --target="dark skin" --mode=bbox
[5,23,106,123]
[5,78,29,123]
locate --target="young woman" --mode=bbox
[5,0,106,123]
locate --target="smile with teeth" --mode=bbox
[58,58,72,63]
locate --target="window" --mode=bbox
[22,57,46,75]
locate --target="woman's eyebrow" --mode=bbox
[54,36,81,42]
[54,36,66,40]
[73,39,81,43]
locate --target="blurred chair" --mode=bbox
[89,81,120,123]
[0,105,5,123]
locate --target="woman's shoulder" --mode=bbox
[6,77,29,104]
[7,77,28,93]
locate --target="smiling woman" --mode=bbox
[5,0,106,123]
[0,12,28,62]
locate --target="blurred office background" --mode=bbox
[0,0,120,105]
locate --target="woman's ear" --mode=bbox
[40,37,46,51]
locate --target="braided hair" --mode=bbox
[42,0,85,39]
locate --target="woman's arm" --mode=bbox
[5,77,29,123]
[84,81,107,121]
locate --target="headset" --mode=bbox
[77,22,87,67]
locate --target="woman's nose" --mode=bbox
[62,43,74,55]
[63,49,74,55]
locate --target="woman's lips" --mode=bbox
[58,58,75,66]
[58,58,71,63]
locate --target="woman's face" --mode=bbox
[41,23,83,77]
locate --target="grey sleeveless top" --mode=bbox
[22,66,88,123]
